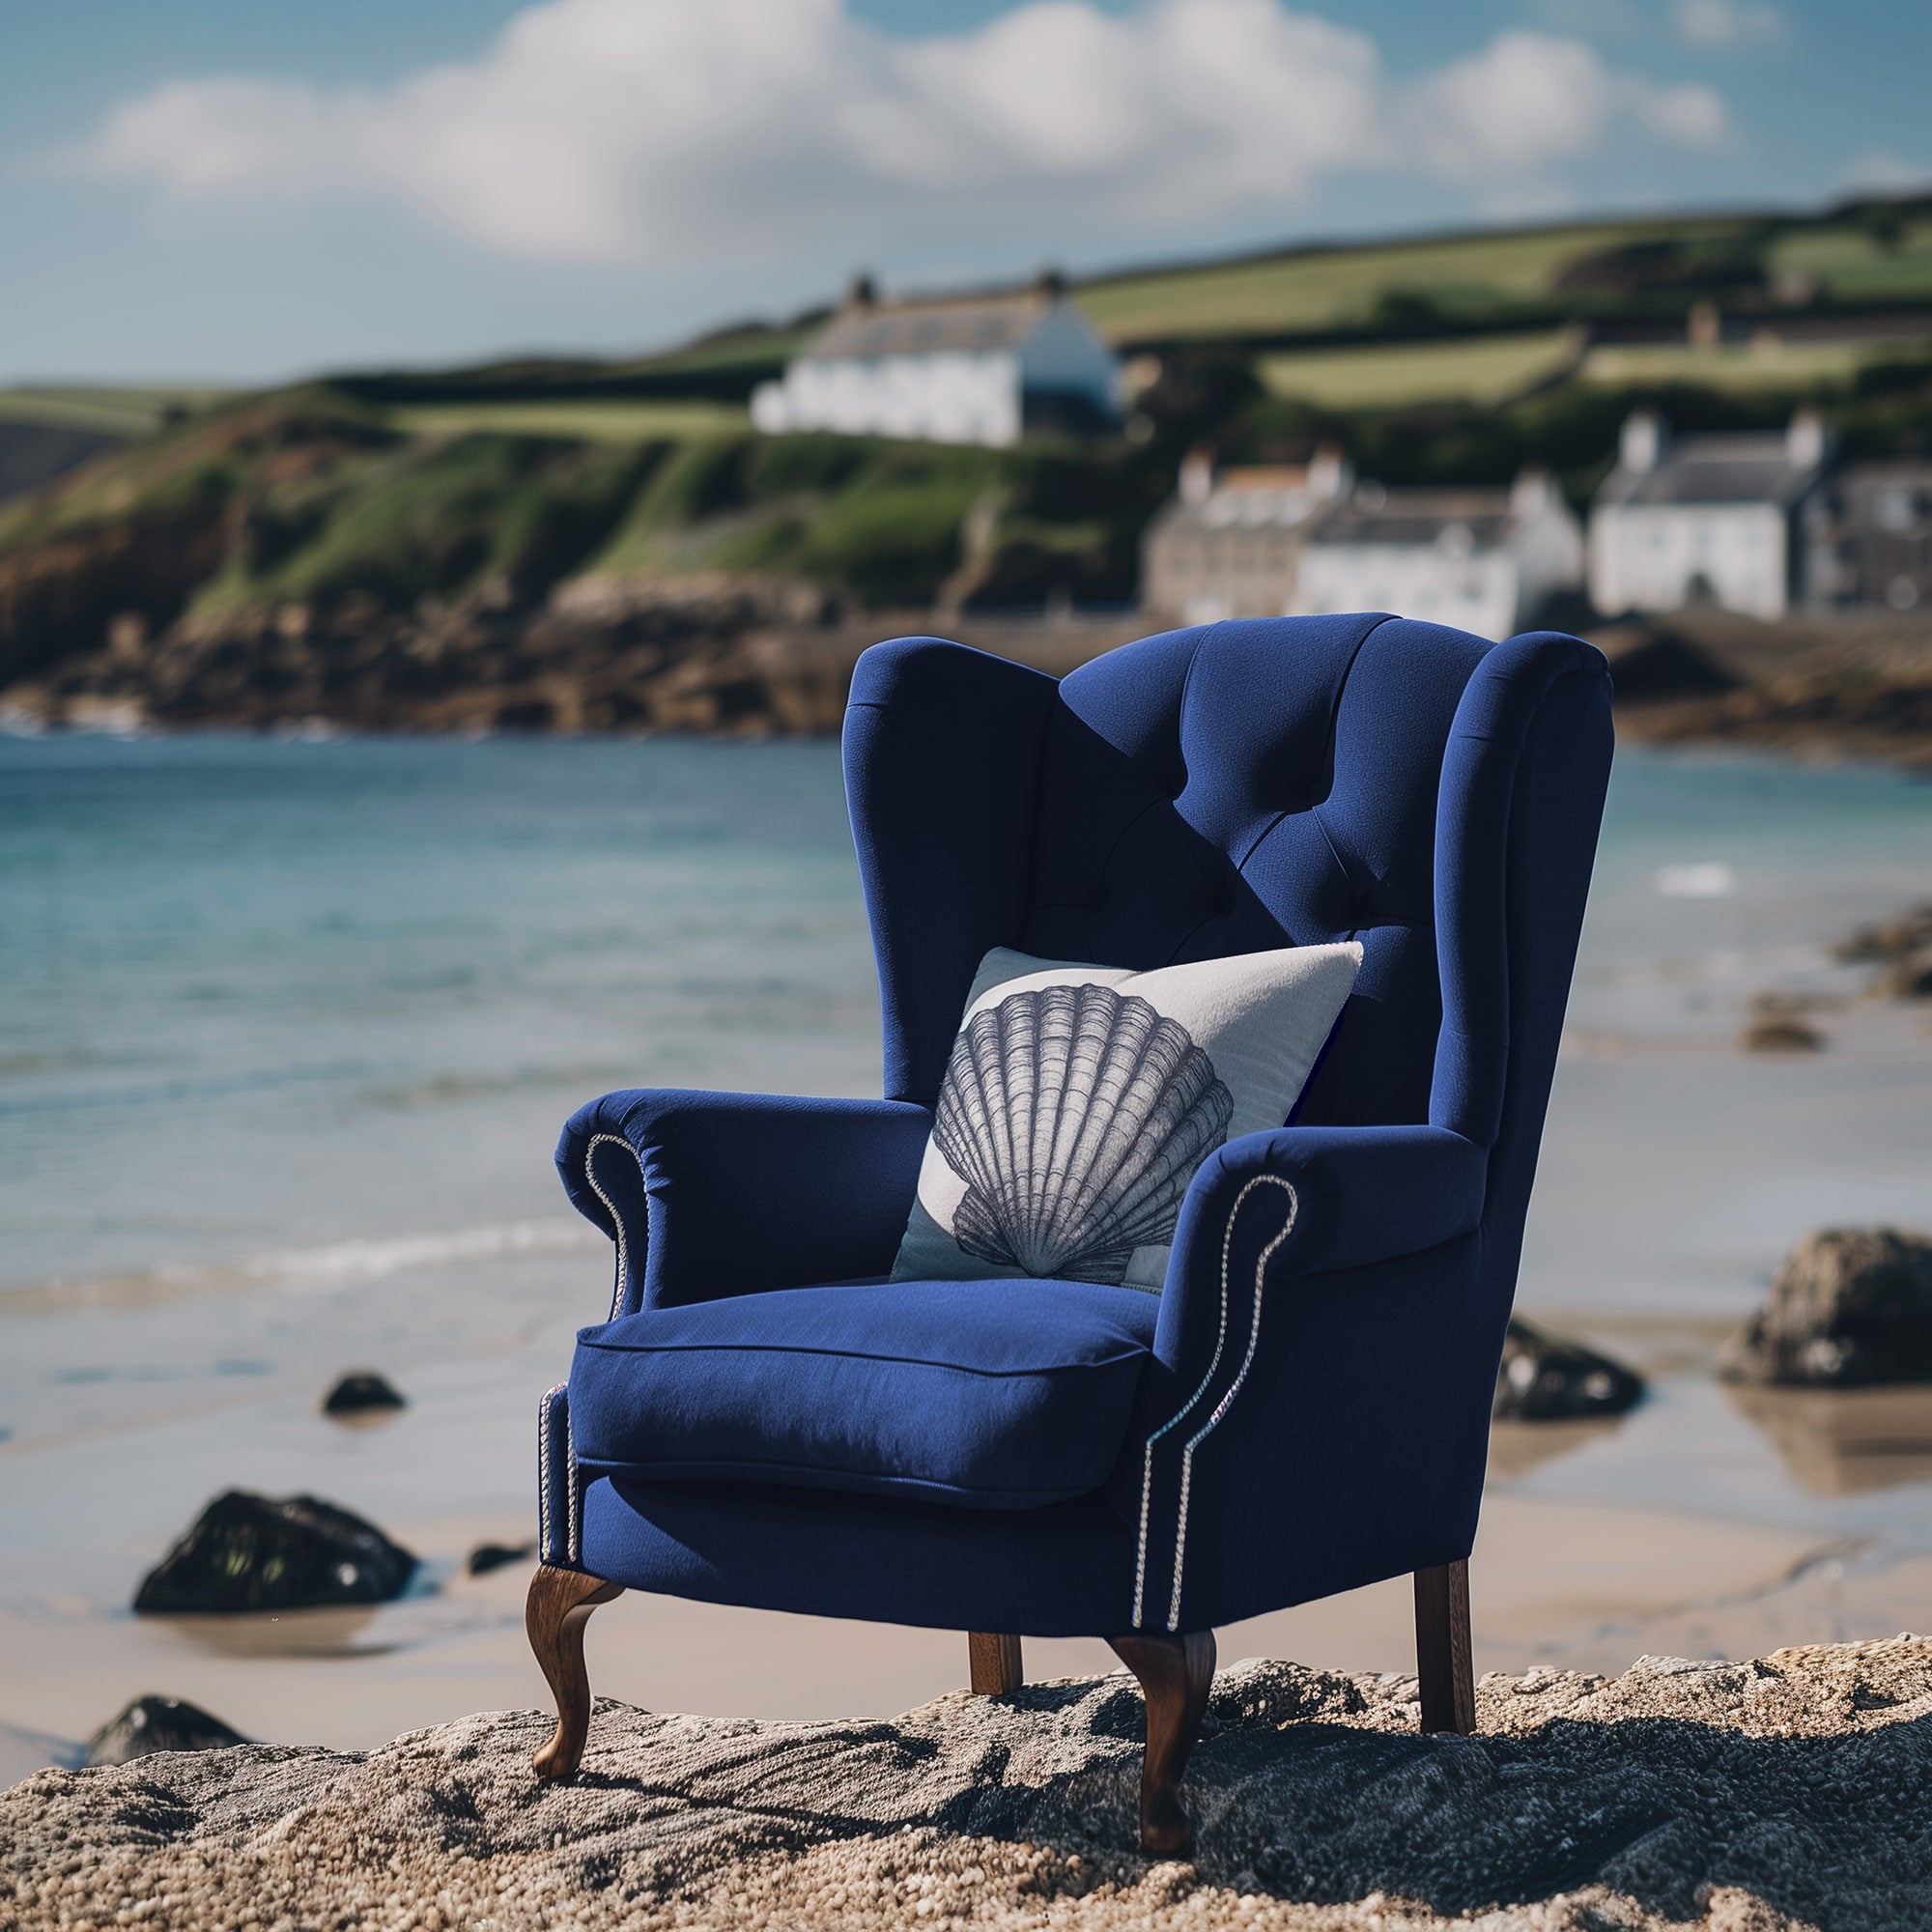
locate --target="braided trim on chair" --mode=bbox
[583,1131,645,1321]
[1132,1175,1299,1631]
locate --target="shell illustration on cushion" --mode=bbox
[932,982,1234,1284]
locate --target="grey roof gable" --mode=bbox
[803,294,1059,362]
[1598,433,1821,510]
[1304,488,1518,551]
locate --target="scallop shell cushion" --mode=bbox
[891,942,1362,1293]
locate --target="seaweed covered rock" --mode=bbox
[1494,1317,1644,1421]
[88,1695,249,1767]
[133,1491,417,1614]
[1722,1227,1932,1386]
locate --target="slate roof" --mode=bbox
[804,293,1057,361]
[1597,433,1821,510]
[1305,489,1517,551]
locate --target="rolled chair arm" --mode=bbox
[1151,1123,1489,1382]
[1120,1123,1490,1632]
[555,1090,932,1317]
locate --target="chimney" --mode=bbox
[846,271,878,310]
[1785,409,1832,471]
[1306,441,1353,500]
[1179,446,1214,505]
[1620,411,1667,474]
[1510,466,1558,515]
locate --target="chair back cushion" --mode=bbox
[1021,614,1490,1128]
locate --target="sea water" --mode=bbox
[3,730,1932,1665]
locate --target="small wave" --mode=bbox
[0,1216,606,1315]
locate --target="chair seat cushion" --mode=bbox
[568,1277,1157,1509]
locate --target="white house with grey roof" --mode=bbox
[751,274,1122,448]
[1588,411,1832,621]
[1291,470,1584,640]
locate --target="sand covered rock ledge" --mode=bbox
[8,1641,1932,1930]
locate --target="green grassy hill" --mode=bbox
[8,190,1932,711]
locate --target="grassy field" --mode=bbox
[386,399,751,442]
[1257,327,1582,409]
[1073,218,1715,342]
[0,385,232,437]
[1580,333,1932,392]
[1767,220,1932,300]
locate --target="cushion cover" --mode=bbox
[569,1276,1158,1509]
[891,942,1360,1291]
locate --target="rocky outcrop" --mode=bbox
[132,1491,417,1614]
[1494,1317,1644,1420]
[8,1643,1932,1929]
[1722,1227,1932,1386]
[0,504,228,688]
[0,575,1138,738]
[85,1696,248,1767]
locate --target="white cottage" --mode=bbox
[1588,411,1832,621]
[1292,471,1584,639]
[751,275,1122,448]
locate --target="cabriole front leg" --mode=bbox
[1108,1629,1217,1856]
[526,1565,623,1779]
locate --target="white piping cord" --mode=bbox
[538,1383,556,1560]
[1131,1174,1299,1631]
[583,1131,646,1321]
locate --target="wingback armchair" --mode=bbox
[526,613,1613,1852]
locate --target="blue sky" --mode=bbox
[3,0,1926,385]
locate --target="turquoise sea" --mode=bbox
[3,729,1932,1764]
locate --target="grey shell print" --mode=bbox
[932,981,1234,1284]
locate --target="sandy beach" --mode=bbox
[4,736,1932,1806]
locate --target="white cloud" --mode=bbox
[1413,30,1727,196]
[1670,0,1786,50]
[58,0,1735,267]
[1839,150,1932,195]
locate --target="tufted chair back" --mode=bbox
[844,613,1611,1184]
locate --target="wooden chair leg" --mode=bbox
[526,1564,623,1780]
[1108,1629,1216,1857]
[968,1632,1025,1695]
[1414,1557,1476,1735]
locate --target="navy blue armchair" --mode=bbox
[526,614,1612,1851]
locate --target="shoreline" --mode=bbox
[3,595,1930,770]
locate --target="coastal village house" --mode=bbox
[1805,461,1932,612]
[1291,470,1585,639]
[1587,410,1832,621]
[1140,448,1353,623]
[751,273,1122,448]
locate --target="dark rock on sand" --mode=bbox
[467,1540,537,1577]
[320,1370,406,1417]
[1739,992,1826,1052]
[10,1641,1932,1929]
[1494,1317,1644,1420]
[1723,1227,1932,1386]
[87,1695,249,1767]
[132,1490,417,1614]
[1832,900,1932,966]
[1833,901,1932,1000]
